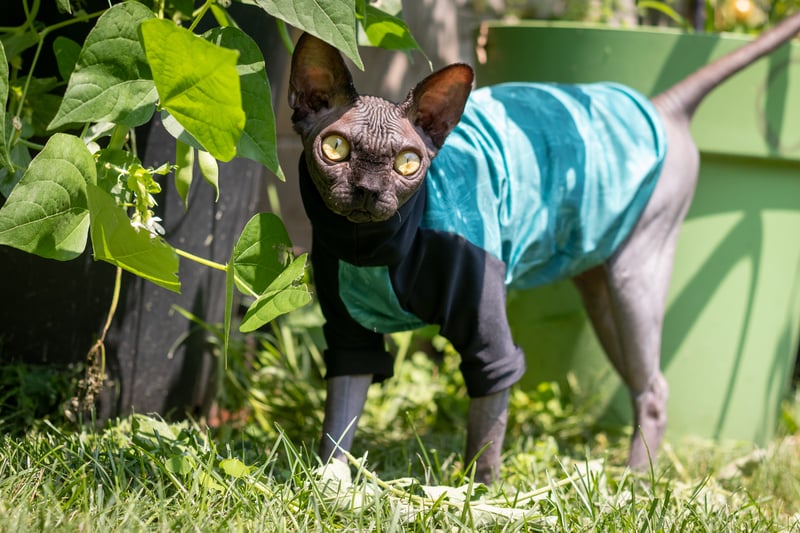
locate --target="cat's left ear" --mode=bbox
[289,33,357,121]
[404,64,474,149]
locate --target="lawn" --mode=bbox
[1,309,799,531]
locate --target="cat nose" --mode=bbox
[353,184,381,206]
[353,172,383,193]
[352,173,384,199]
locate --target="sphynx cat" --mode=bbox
[288,13,800,484]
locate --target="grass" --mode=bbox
[1,307,800,531]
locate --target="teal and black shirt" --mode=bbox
[301,82,666,398]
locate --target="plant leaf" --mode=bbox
[2,30,39,62]
[204,26,284,180]
[219,458,251,478]
[231,212,293,295]
[27,93,63,138]
[87,183,180,293]
[0,41,13,172]
[49,1,157,129]
[140,19,244,162]
[239,254,311,332]
[197,471,225,492]
[165,454,195,475]
[242,0,363,69]
[52,36,81,81]
[160,110,211,158]
[0,133,94,260]
[361,5,422,51]
[55,0,72,14]
[0,143,31,197]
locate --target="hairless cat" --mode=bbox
[288,13,800,484]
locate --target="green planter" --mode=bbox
[476,22,800,444]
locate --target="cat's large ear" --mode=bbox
[289,33,357,121]
[404,64,474,149]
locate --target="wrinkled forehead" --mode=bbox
[332,96,422,151]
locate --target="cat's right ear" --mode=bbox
[289,33,357,122]
[404,64,473,149]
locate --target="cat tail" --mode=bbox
[653,11,800,120]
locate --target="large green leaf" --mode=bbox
[49,2,157,129]
[0,133,94,260]
[140,18,244,162]
[242,0,362,69]
[361,4,422,51]
[0,41,13,172]
[239,254,311,332]
[231,212,310,331]
[205,27,284,180]
[87,183,180,293]
[231,212,293,295]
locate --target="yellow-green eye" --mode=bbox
[394,150,420,176]
[321,135,350,162]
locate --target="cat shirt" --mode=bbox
[300,82,666,398]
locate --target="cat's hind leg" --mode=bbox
[573,250,671,468]
[572,263,667,468]
[573,115,699,467]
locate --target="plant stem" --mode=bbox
[16,138,45,150]
[22,0,41,32]
[188,0,214,32]
[174,247,227,272]
[173,247,260,298]
[73,265,123,413]
[100,266,123,347]
[42,9,106,35]
[276,19,294,53]
[108,124,129,151]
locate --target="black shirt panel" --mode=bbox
[389,229,526,397]
[310,230,395,382]
[299,154,526,396]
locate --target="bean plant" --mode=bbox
[0,0,421,358]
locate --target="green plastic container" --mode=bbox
[475,22,800,444]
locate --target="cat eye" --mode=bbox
[394,150,421,176]
[321,135,350,162]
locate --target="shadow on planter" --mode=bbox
[476,22,800,445]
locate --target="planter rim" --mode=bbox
[476,21,800,162]
[479,20,760,44]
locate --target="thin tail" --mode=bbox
[655,11,800,119]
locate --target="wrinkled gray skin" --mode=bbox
[293,94,437,223]
[288,15,800,484]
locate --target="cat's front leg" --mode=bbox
[466,388,510,484]
[320,374,373,463]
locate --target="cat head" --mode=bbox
[289,33,473,223]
